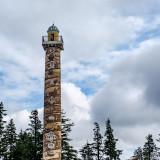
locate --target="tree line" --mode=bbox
[0,102,43,160]
[0,102,123,159]
[128,134,160,160]
[80,119,122,160]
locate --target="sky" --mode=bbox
[1,0,160,159]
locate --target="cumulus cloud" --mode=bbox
[61,83,94,150]
[106,0,160,15]
[62,82,90,122]
[4,109,31,132]
[1,0,160,159]
[90,38,160,159]
[4,107,43,133]
[0,35,44,103]
[1,0,160,97]
[3,83,92,152]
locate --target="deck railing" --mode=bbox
[42,36,63,43]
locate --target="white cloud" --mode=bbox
[4,106,44,132]
[4,109,30,132]
[3,83,92,153]
[90,38,160,159]
[61,82,94,151]
[62,82,90,123]
[0,35,44,102]
[105,0,160,15]
[1,0,160,159]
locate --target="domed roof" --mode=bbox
[47,23,59,33]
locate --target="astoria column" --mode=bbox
[42,24,64,160]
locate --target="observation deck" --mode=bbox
[42,36,64,50]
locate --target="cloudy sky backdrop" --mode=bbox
[1,0,160,159]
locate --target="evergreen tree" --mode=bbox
[27,110,43,160]
[12,130,33,160]
[93,122,103,160]
[79,141,94,160]
[0,102,7,159]
[63,143,78,160]
[4,119,17,160]
[61,110,78,160]
[157,134,160,156]
[143,134,158,160]
[133,147,143,160]
[104,118,122,160]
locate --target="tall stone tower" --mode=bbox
[42,24,64,160]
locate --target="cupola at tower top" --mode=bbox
[42,23,64,50]
[47,23,59,33]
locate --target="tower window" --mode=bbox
[50,96,54,104]
[45,92,49,97]
[50,79,54,85]
[50,48,54,52]
[48,53,54,60]
[48,115,55,121]
[50,61,54,68]
[51,34,54,41]
[46,132,56,141]
[48,143,55,149]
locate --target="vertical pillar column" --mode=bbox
[43,47,61,160]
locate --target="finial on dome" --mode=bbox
[47,23,59,33]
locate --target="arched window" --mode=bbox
[50,61,54,68]
[48,115,55,121]
[50,96,54,104]
[48,143,55,149]
[51,34,54,41]
[50,79,54,85]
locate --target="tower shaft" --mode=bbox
[43,47,62,160]
[42,24,63,160]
